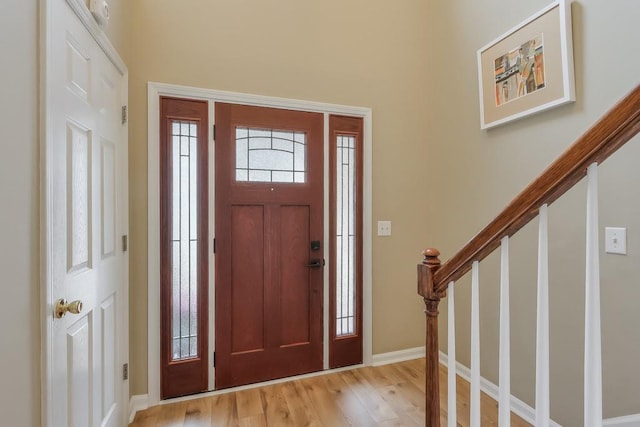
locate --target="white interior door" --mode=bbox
[44,0,128,426]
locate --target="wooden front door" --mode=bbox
[215,103,324,388]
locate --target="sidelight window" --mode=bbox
[329,115,363,368]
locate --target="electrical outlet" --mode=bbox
[377,220,392,236]
[605,227,627,255]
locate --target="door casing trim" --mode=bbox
[147,81,373,407]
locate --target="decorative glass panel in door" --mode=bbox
[235,127,306,183]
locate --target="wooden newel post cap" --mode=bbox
[422,248,441,266]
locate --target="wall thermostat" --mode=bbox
[90,0,110,26]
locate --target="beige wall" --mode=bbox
[128,0,433,395]
[424,0,640,424]
[0,1,40,425]
[127,0,640,423]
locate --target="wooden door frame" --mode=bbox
[147,82,372,408]
[40,0,129,425]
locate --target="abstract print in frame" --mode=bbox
[478,0,575,129]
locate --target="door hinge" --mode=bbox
[212,124,216,141]
[121,105,128,125]
[213,352,216,367]
[123,363,129,380]
[122,235,128,252]
[213,238,216,254]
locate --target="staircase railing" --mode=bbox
[418,84,640,426]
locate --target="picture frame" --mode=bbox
[477,0,575,129]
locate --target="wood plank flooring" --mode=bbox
[130,359,532,426]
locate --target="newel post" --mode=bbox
[418,248,443,426]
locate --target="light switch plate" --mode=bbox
[377,220,392,236]
[605,227,627,255]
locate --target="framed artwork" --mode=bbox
[477,0,575,129]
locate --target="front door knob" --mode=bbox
[54,299,83,319]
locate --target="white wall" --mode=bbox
[0,0,40,425]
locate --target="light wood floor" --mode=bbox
[131,359,531,426]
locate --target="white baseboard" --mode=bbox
[603,414,640,426]
[371,346,425,366]
[438,351,562,427]
[129,394,149,424]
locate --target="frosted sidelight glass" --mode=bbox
[170,120,198,361]
[335,135,356,336]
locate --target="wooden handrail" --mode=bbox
[433,84,640,294]
[418,84,640,426]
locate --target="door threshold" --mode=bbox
[158,363,366,406]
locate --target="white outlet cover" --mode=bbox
[377,220,392,236]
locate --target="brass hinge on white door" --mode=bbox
[122,235,128,252]
[121,105,128,125]
[123,363,129,380]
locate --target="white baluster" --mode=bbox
[585,163,602,426]
[471,261,481,427]
[536,204,550,427]
[499,237,511,426]
[447,281,456,427]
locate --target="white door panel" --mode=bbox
[45,0,127,426]
[66,316,92,427]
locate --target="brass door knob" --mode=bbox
[54,299,83,319]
